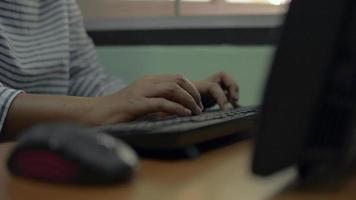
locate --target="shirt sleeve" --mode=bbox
[67,0,126,97]
[0,84,22,134]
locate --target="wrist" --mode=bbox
[83,95,126,127]
[79,97,105,127]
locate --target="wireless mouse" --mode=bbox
[7,123,139,184]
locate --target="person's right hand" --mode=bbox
[88,74,204,126]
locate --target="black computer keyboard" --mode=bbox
[98,106,260,150]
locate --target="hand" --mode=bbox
[89,74,204,125]
[193,71,239,110]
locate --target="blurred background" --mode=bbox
[77,0,291,106]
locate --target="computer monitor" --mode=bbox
[252,0,356,180]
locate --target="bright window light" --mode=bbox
[126,0,211,2]
[268,0,289,5]
[180,0,211,1]
[226,0,290,5]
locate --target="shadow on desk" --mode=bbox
[135,131,252,159]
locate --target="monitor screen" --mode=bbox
[252,0,356,177]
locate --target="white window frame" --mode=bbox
[77,0,288,19]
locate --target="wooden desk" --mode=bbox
[0,141,355,200]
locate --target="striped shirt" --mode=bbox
[0,0,126,133]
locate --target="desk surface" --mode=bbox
[1,140,355,200]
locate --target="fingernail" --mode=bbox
[195,105,202,114]
[184,108,192,115]
[235,93,239,101]
[231,94,238,101]
[199,102,204,110]
[230,97,238,108]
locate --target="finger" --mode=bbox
[208,83,229,110]
[219,72,239,101]
[230,97,239,108]
[154,74,203,110]
[143,98,192,116]
[149,82,202,115]
[227,89,239,108]
[216,73,238,107]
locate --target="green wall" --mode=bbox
[96,45,274,106]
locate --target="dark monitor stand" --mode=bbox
[252,0,356,183]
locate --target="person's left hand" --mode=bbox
[193,71,239,110]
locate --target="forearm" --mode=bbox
[3,93,98,139]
